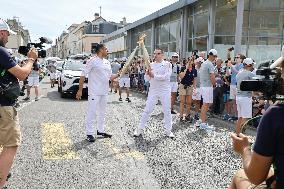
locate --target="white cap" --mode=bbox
[196,57,204,63]
[243,58,253,65]
[270,46,284,69]
[208,49,218,56]
[171,53,179,57]
[0,19,16,35]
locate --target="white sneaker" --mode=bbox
[133,128,143,137]
[199,123,215,131]
[166,131,175,138]
[194,119,202,127]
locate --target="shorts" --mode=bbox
[28,76,39,87]
[170,82,178,93]
[0,106,21,147]
[50,73,57,80]
[223,91,230,103]
[179,84,193,96]
[230,85,237,100]
[119,77,130,88]
[200,87,213,104]
[236,96,252,118]
[192,87,201,100]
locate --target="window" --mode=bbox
[92,25,99,33]
[194,13,208,36]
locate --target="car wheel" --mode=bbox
[60,91,66,98]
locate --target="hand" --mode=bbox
[76,90,82,100]
[27,48,38,60]
[231,133,251,155]
[146,69,154,78]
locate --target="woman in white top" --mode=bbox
[76,44,120,142]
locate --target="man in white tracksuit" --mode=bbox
[134,48,174,138]
[76,44,119,142]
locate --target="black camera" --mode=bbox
[228,47,234,51]
[18,37,52,58]
[192,50,199,59]
[240,67,284,100]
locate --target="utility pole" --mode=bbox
[100,6,102,16]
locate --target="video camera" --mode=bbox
[192,50,199,59]
[18,37,52,58]
[240,67,284,101]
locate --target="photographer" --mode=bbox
[229,47,284,189]
[179,58,197,123]
[0,19,38,189]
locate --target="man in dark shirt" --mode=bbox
[0,18,38,189]
[229,46,284,189]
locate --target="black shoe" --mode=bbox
[171,110,177,114]
[20,91,25,96]
[119,97,122,101]
[23,97,30,101]
[86,135,95,142]
[180,117,185,123]
[126,98,131,102]
[185,115,193,123]
[194,114,199,120]
[97,131,112,138]
[6,172,11,181]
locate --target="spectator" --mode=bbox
[170,53,180,114]
[192,57,204,120]
[179,58,197,123]
[212,58,225,115]
[235,58,255,135]
[196,49,217,129]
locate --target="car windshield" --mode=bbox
[55,61,64,69]
[64,61,85,71]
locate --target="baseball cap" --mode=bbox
[171,53,179,57]
[208,49,218,56]
[0,19,16,35]
[270,46,284,69]
[243,58,253,65]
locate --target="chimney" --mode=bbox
[122,17,127,25]
[94,13,100,20]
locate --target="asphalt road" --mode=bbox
[5,77,256,189]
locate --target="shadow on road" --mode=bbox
[45,91,88,102]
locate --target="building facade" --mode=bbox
[102,0,284,64]
[53,14,129,59]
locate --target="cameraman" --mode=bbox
[229,48,284,189]
[0,19,38,189]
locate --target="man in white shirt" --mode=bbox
[134,48,174,138]
[170,53,180,114]
[195,49,217,130]
[76,44,119,142]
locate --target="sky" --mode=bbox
[1,0,178,44]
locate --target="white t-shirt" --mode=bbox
[81,56,112,96]
[147,60,172,92]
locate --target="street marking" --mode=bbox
[103,140,144,160]
[42,123,79,160]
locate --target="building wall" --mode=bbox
[81,34,105,54]
[102,0,284,64]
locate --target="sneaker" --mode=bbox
[194,119,202,127]
[126,98,131,102]
[133,128,143,137]
[86,135,95,142]
[119,97,122,101]
[35,97,39,101]
[185,115,193,123]
[222,114,230,120]
[166,131,175,138]
[179,117,185,123]
[199,123,215,131]
[97,131,112,138]
[194,114,199,120]
[23,97,30,101]
[171,110,177,114]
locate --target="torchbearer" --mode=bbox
[134,37,174,138]
[76,44,120,142]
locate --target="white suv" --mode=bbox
[58,60,88,98]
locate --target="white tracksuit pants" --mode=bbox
[86,95,107,135]
[139,90,172,132]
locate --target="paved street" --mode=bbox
[5,78,255,189]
